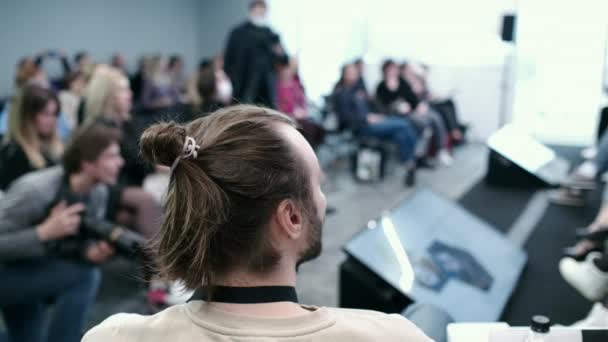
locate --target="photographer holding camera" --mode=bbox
[0,121,124,342]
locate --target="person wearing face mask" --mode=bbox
[224,0,288,108]
[0,85,63,191]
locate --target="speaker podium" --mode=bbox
[340,189,527,322]
[485,125,570,187]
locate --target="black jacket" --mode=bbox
[333,86,373,132]
[224,21,287,105]
[375,78,420,114]
[0,140,55,191]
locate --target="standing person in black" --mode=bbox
[224,0,288,108]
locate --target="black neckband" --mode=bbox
[188,286,299,304]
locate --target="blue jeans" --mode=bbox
[402,303,453,342]
[0,258,101,342]
[358,118,418,163]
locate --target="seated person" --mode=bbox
[83,104,432,341]
[550,129,608,206]
[402,62,466,143]
[377,60,452,166]
[276,58,324,149]
[58,71,86,131]
[0,85,63,191]
[334,63,418,186]
[187,58,232,116]
[0,121,121,342]
[0,60,72,141]
[141,56,181,112]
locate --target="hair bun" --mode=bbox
[140,122,186,167]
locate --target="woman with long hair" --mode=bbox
[0,84,62,190]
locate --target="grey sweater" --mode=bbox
[0,166,108,263]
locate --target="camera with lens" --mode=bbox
[80,217,146,257]
[47,183,146,259]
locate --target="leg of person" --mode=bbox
[0,258,101,342]
[119,187,162,239]
[240,71,263,105]
[358,118,418,186]
[431,101,458,132]
[402,303,453,342]
[427,109,452,166]
[2,302,46,342]
[428,109,448,150]
[359,117,417,164]
[47,267,101,342]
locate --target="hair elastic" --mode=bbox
[170,136,200,172]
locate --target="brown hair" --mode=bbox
[140,105,311,289]
[62,120,122,174]
[6,84,62,169]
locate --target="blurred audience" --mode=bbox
[334,63,418,186]
[58,71,86,130]
[74,51,93,73]
[402,62,465,144]
[110,53,129,76]
[0,121,121,342]
[188,57,233,115]
[377,60,452,166]
[168,54,187,99]
[141,55,180,111]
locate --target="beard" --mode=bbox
[296,204,324,269]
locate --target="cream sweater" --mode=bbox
[83,301,432,341]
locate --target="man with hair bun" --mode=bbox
[83,104,440,341]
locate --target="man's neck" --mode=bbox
[69,171,96,194]
[209,259,309,318]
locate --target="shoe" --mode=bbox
[416,158,436,170]
[438,150,453,167]
[549,188,587,207]
[404,167,416,187]
[563,244,604,262]
[559,252,608,301]
[581,147,598,160]
[572,303,608,327]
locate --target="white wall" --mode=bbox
[268,0,519,140]
[511,0,608,145]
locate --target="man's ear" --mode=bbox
[274,199,303,240]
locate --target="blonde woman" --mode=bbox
[82,66,174,307]
[0,85,62,190]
